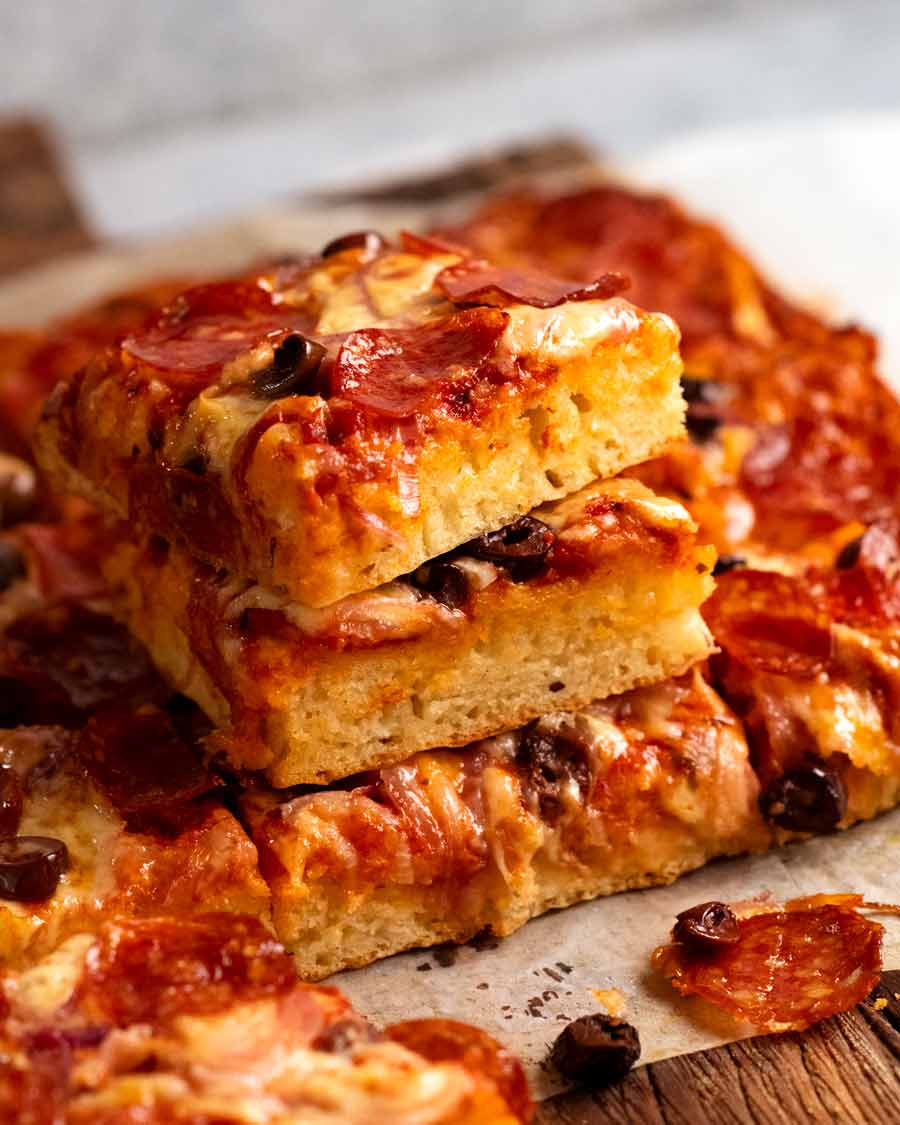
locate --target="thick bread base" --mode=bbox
[35,303,685,607]
[278,768,900,981]
[110,546,714,784]
[281,842,747,982]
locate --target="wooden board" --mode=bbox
[2,116,899,1125]
[538,971,900,1124]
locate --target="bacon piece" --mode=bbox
[652,894,883,1032]
[437,260,628,309]
[703,569,832,678]
[75,705,220,820]
[330,307,508,418]
[74,914,301,1029]
[388,1019,533,1124]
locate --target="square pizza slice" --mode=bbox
[0,913,531,1124]
[105,477,715,784]
[34,235,686,607]
[242,669,768,980]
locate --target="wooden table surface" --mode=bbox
[3,117,899,1125]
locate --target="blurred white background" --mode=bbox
[2,0,900,237]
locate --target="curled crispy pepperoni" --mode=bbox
[75,915,298,1029]
[75,705,219,821]
[437,260,628,309]
[653,894,882,1032]
[122,281,308,378]
[330,308,508,418]
[825,522,900,628]
[388,1019,533,1123]
[703,569,831,677]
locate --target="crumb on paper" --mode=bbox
[874,997,888,1010]
[591,988,626,1018]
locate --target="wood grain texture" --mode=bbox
[537,970,900,1124]
[0,118,93,277]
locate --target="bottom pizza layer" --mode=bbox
[0,913,531,1124]
[245,657,900,981]
[243,670,768,979]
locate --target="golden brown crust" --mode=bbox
[34,241,686,606]
[244,669,769,979]
[103,479,715,784]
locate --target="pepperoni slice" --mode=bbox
[825,522,900,628]
[122,281,308,378]
[75,915,298,1029]
[75,705,219,821]
[437,260,628,309]
[1,603,168,723]
[703,569,832,678]
[387,1019,533,1124]
[653,895,883,1032]
[330,308,508,418]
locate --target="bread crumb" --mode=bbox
[591,988,627,1018]
[874,997,888,1010]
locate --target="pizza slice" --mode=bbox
[0,913,531,1124]
[242,669,767,980]
[0,513,270,965]
[703,523,900,837]
[34,235,687,608]
[104,476,714,784]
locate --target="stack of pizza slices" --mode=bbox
[0,178,898,1121]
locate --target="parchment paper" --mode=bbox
[3,139,900,1097]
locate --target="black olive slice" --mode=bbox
[251,334,327,400]
[548,1013,640,1087]
[321,230,387,259]
[673,901,741,953]
[759,759,847,833]
[0,835,69,901]
[464,516,555,582]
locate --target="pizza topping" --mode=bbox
[0,454,37,527]
[0,540,26,592]
[75,915,297,1028]
[464,516,555,582]
[437,260,628,309]
[0,835,69,901]
[122,281,307,380]
[250,332,327,399]
[712,553,747,576]
[703,569,831,677]
[387,1018,533,1124]
[0,765,23,835]
[75,705,219,826]
[2,603,167,722]
[825,522,900,627]
[835,534,864,570]
[673,901,740,953]
[321,230,387,259]
[329,307,508,419]
[759,758,848,833]
[408,559,470,610]
[653,894,883,1032]
[312,1016,383,1054]
[681,376,727,443]
[548,1013,641,1087]
[516,721,590,824]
